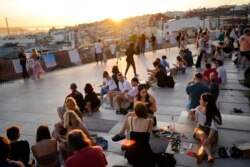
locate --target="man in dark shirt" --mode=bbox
[0,136,25,167]
[151,34,157,53]
[6,126,30,167]
[18,47,29,78]
[149,64,168,87]
[124,43,138,78]
[57,83,85,120]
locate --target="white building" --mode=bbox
[163,17,209,34]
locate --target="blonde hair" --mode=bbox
[65,97,79,110]
[32,49,39,56]
[63,110,81,129]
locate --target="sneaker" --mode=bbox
[105,105,114,110]
[116,110,123,114]
[112,134,126,142]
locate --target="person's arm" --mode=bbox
[86,101,92,113]
[189,109,196,121]
[8,160,25,167]
[149,96,157,112]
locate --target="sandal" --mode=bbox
[112,134,126,142]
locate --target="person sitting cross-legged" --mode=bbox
[112,84,157,142]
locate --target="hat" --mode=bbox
[70,83,77,89]
[131,78,139,83]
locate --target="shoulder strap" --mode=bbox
[130,117,133,131]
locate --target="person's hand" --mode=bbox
[188,80,195,85]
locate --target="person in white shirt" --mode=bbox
[116,77,139,114]
[215,60,227,84]
[189,93,222,164]
[204,34,213,62]
[213,46,225,62]
[107,73,132,110]
[94,39,103,63]
[99,71,118,104]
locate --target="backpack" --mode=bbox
[166,76,175,88]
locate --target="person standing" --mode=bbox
[18,47,29,78]
[151,34,157,53]
[237,29,250,68]
[94,39,104,63]
[140,34,146,56]
[115,41,121,64]
[30,49,45,79]
[124,43,138,78]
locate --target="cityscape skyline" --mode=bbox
[0,0,249,29]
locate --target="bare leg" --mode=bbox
[57,107,64,121]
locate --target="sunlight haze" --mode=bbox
[0,0,249,28]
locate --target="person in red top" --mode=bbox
[203,63,219,85]
[66,130,107,167]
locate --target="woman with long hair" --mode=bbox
[30,49,45,79]
[125,102,155,167]
[99,71,118,103]
[31,125,59,167]
[189,93,222,163]
[66,130,107,167]
[84,83,101,115]
[112,84,157,142]
[57,97,82,121]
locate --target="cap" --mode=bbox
[131,77,139,83]
[70,83,77,89]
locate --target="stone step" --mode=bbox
[177,111,250,132]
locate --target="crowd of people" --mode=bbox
[2,26,249,167]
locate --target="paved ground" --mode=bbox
[0,44,250,167]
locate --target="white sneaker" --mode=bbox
[105,105,114,110]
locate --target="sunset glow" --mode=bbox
[0,0,248,28]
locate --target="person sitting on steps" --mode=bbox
[112,84,157,142]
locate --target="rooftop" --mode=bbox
[0,43,249,167]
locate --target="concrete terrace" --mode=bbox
[0,44,250,167]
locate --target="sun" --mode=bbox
[112,18,123,23]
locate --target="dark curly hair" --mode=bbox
[84,83,94,94]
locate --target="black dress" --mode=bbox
[125,118,156,167]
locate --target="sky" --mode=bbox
[0,0,249,28]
